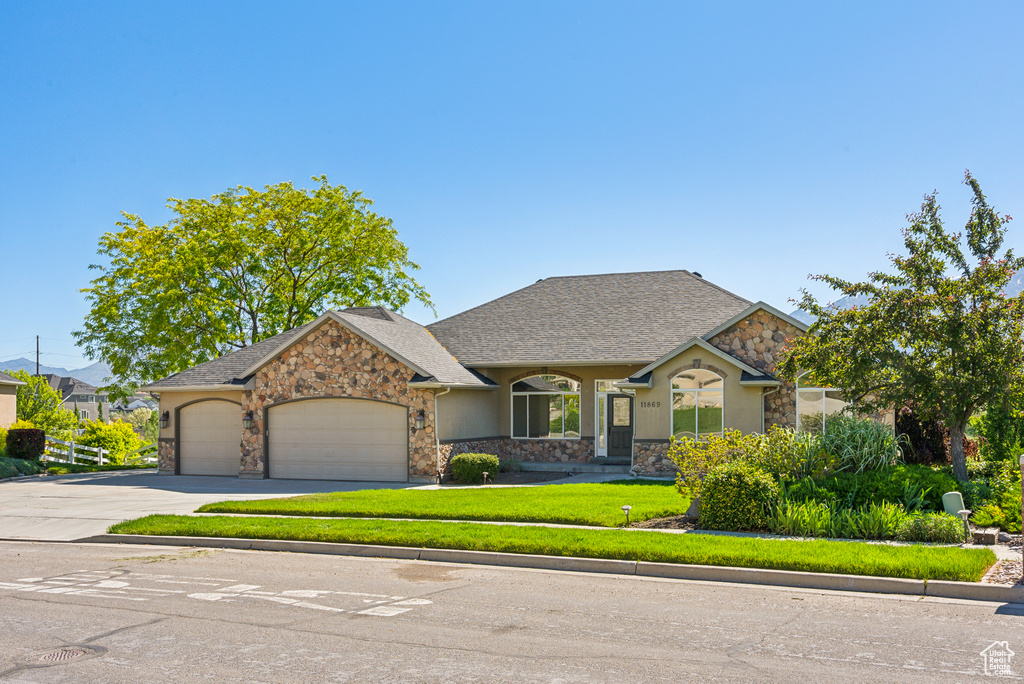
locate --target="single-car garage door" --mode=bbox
[268,399,408,481]
[179,401,241,476]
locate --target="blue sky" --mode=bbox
[1,1,1022,369]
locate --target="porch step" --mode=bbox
[518,461,632,475]
[590,456,632,466]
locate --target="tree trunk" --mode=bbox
[948,422,969,482]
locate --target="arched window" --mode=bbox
[796,371,849,433]
[671,369,723,439]
[511,375,581,439]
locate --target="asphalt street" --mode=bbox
[0,541,1021,683]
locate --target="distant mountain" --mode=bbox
[792,275,1024,324]
[0,358,113,388]
[790,294,870,325]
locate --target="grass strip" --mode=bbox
[197,480,687,527]
[109,514,997,582]
[0,457,46,479]
[45,463,156,475]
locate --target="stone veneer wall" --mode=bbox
[157,438,175,474]
[240,319,438,479]
[706,311,801,429]
[632,440,675,477]
[439,438,594,475]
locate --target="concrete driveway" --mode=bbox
[0,470,407,542]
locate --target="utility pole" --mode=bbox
[36,335,39,376]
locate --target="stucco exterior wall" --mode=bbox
[436,388,501,441]
[240,318,438,481]
[0,385,17,428]
[631,347,765,440]
[479,364,645,439]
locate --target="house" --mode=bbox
[0,371,25,427]
[108,395,158,421]
[145,270,826,482]
[43,375,109,422]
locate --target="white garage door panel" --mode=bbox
[269,399,408,481]
[179,402,241,476]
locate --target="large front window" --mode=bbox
[796,371,849,433]
[511,375,581,439]
[672,369,723,439]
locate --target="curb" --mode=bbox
[81,534,1024,604]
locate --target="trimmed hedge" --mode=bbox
[699,461,779,531]
[450,453,500,484]
[6,429,45,460]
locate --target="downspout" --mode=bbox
[761,386,780,433]
[434,386,451,484]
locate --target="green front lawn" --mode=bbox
[197,480,686,527]
[109,514,997,582]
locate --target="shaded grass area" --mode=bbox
[0,457,46,479]
[198,480,686,527]
[45,463,156,475]
[109,514,996,582]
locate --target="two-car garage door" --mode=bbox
[268,399,408,482]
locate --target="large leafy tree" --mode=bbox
[10,370,80,438]
[75,177,433,397]
[780,173,1024,482]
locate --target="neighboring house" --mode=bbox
[146,270,832,482]
[108,395,158,421]
[43,375,108,422]
[0,371,25,427]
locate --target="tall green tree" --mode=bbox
[74,177,433,397]
[10,370,80,439]
[780,173,1024,482]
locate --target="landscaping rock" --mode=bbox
[973,527,999,545]
[998,531,1012,543]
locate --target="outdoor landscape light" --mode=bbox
[621,505,632,525]
[159,411,169,429]
[242,410,254,430]
[415,410,425,430]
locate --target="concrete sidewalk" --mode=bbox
[0,470,406,541]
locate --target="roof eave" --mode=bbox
[460,359,653,369]
[739,380,781,387]
[237,311,433,380]
[700,301,810,341]
[631,337,767,379]
[140,384,249,393]
[408,381,499,390]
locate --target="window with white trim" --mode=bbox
[79,409,89,419]
[511,375,581,439]
[671,369,723,439]
[796,371,849,433]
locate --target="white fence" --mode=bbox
[42,438,158,466]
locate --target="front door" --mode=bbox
[606,394,633,459]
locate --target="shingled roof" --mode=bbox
[427,270,752,366]
[144,308,494,391]
[0,371,25,386]
[143,321,320,391]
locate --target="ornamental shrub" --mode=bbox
[895,512,966,543]
[77,420,146,464]
[821,414,907,472]
[6,428,45,460]
[450,453,500,485]
[699,461,779,531]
